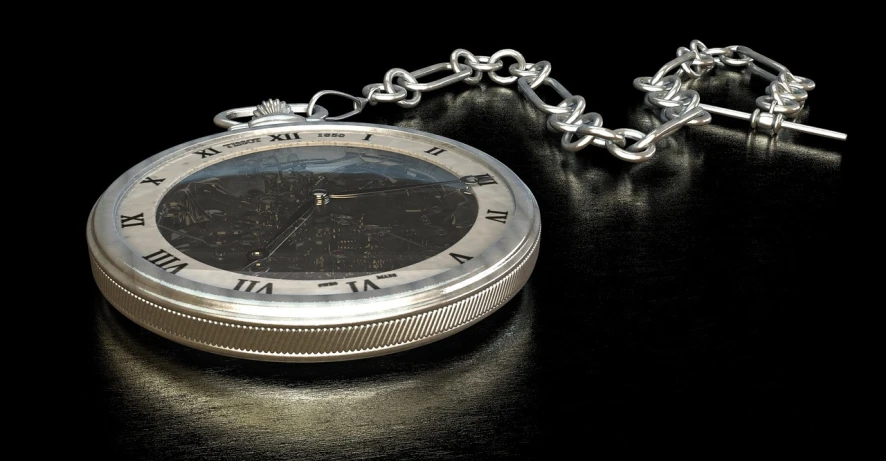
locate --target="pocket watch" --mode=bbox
[87,49,551,363]
[87,109,540,361]
[87,44,842,362]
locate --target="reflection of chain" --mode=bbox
[218,41,845,163]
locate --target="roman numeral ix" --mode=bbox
[120,213,145,228]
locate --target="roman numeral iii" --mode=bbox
[485,210,508,224]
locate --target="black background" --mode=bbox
[70,27,858,459]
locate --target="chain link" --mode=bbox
[227,41,820,163]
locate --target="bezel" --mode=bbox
[87,121,541,361]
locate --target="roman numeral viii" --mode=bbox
[143,249,188,274]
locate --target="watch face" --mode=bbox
[155,146,480,281]
[113,124,518,296]
[89,121,541,361]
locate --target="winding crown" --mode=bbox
[253,99,293,118]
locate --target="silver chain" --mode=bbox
[633,40,816,148]
[216,40,837,163]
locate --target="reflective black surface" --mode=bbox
[157,146,477,279]
[75,34,855,458]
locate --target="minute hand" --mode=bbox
[328,178,467,199]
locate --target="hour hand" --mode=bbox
[242,197,317,270]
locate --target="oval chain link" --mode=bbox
[279,42,817,163]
